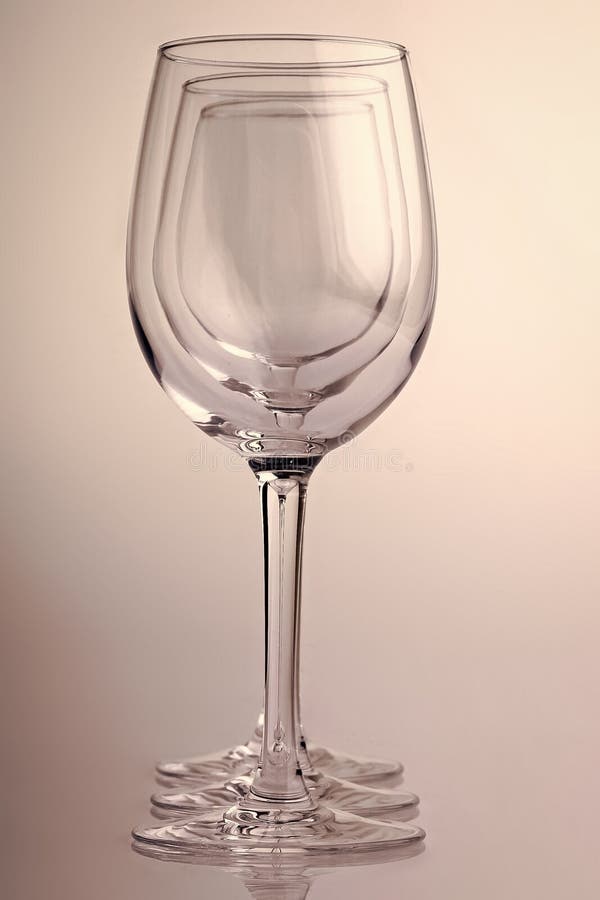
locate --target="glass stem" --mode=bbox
[244,876,311,900]
[240,462,317,811]
[293,530,316,777]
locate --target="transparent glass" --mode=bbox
[155,714,404,786]
[128,34,436,857]
[133,34,409,793]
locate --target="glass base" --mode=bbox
[132,805,425,860]
[151,773,418,821]
[309,745,403,784]
[156,743,403,787]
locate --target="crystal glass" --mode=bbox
[129,34,436,857]
[131,31,405,799]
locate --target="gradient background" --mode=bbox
[2,1,599,897]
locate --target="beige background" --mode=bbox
[2,1,599,897]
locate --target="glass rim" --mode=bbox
[159,33,407,68]
[182,71,390,99]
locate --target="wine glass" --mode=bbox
[132,33,405,793]
[129,35,436,857]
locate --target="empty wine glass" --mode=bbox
[129,35,436,858]
[132,33,405,794]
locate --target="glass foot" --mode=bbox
[308,745,403,784]
[151,773,418,821]
[155,742,259,786]
[132,805,425,860]
[156,743,402,786]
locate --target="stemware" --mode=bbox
[129,35,436,857]
[133,33,404,792]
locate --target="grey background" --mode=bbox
[2,0,599,896]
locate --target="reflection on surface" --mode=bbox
[132,837,424,898]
